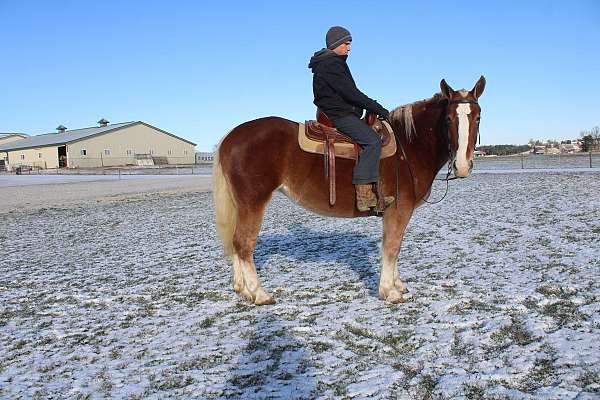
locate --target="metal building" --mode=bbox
[0,120,196,169]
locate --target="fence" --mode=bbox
[5,164,212,176]
[68,156,194,168]
[3,153,598,176]
[473,152,599,170]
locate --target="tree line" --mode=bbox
[476,125,599,155]
[580,126,600,152]
[475,144,530,156]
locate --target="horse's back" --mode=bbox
[220,117,297,158]
[218,117,300,200]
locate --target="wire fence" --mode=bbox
[472,152,599,170]
[3,153,599,176]
[9,164,212,176]
[67,156,195,168]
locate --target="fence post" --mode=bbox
[118,168,121,180]
[591,151,593,168]
[521,153,524,169]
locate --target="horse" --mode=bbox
[213,76,486,305]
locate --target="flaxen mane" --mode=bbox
[389,93,446,142]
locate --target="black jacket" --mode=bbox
[308,48,389,120]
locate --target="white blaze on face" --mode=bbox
[454,103,472,176]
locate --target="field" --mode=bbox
[1,170,599,399]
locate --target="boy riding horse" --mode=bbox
[308,26,394,212]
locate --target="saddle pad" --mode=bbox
[298,120,396,160]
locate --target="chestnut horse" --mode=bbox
[213,76,486,305]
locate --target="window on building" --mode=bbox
[38,153,42,158]
[20,154,25,160]
[149,149,154,155]
[104,149,111,156]
[126,149,133,156]
[184,150,188,155]
[168,150,172,155]
[80,149,87,156]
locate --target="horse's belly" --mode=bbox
[277,183,360,218]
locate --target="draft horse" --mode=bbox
[213,76,486,304]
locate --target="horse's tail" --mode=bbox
[212,141,236,259]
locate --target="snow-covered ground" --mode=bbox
[0,174,206,188]
[1,171,599,399]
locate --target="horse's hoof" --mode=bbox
[239,287,255,303]
[380,288,405,303]
[254,288,276,305]
[233,282,243,293]
[394,279,409,294]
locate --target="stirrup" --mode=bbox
[374,183,394,212]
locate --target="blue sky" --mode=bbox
[1,0,598,151]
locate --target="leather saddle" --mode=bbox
[298,110,396,206]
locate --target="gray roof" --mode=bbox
[0,121,196,151]
[0,133,28,139]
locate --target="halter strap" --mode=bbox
[448,99,479,105]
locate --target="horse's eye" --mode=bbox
[446,116,452,125]
[476,117,481,123]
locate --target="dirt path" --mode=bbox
[0,175,212,214]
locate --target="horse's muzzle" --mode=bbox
[452,159,473,178]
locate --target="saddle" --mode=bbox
[298,110,396,206]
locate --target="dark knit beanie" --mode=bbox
[326,26,352,50]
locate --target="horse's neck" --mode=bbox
[408,100,449,172]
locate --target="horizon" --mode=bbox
[1,0,599,151]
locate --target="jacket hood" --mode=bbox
[308,48,347,69]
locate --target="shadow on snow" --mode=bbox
[254,223,381,296]
[221,311,316,399]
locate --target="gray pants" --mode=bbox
[332,114,381,184]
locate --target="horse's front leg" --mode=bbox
[379,207,412,303]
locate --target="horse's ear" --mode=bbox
[440,79,454,99]
[470,75,486,99]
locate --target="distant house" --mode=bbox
[473,150,486,157]
[560,143,580,153]
[533,145,546,155]
[196,152,214,163]
[0,120,196,169]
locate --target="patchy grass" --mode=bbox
[577,370,600,393]
[491,316,537,348]
[519,357,557,393]
[541,299,586,326]
[463,383,486,400]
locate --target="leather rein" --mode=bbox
[392,98,480,206]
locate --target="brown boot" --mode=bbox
[355,184,377,212]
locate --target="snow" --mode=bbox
[1,169,599,398]
[0,174,206,188]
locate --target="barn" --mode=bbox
[0,120,196,169]
[0,133,29,170]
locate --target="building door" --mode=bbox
[58,146,67,168]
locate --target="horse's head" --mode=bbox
[440,76,486,178]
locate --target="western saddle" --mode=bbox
[300,110,395,207]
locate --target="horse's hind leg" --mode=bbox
[233,200,275,305]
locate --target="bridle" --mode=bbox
[393,98,480,205]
